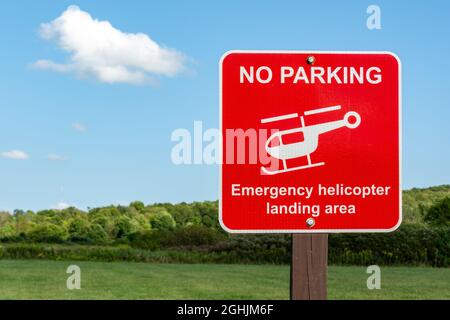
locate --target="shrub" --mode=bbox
[0,225,449,266]
[159,225,227,247]
[424,197,450,227]
[128,231,161,250]
[328,224,450,267]
[28,223,67,243]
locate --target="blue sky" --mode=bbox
[0,1,449,211]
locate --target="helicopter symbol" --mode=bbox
[260,105,361,175]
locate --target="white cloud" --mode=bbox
[1,150,29,160]
[34,60,73,73]
[33,5,186,84]
[53,202,71,210]
[47,154,67,161]
[72,122,87,132]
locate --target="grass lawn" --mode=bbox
[0,259,449,299]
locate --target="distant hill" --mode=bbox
[403,185,450,224]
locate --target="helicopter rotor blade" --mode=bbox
[304,105,341,116]
[261,113,298,124]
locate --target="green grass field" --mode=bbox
[0,259,449,299]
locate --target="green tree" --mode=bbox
[192,201,219,228]
[424,197,450,227]
[14,212,34,237]
[146,207,176,231]
[130,201,145,212]
[28,222,67,243]
[167,203,201,227]
[0,211,11,226]
[89,207,122,239]
[68,217,92,242]
[115,216,140,238]
[87,223,108,243]
[0,223,16,239]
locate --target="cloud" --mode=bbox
[53,202,71,210]
[1,150,29,160]
[34,60,72,73]
[33,5,186,85]
[72,122,87,132]
[47,154,67,161]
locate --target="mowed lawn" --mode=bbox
[0,259,449,299]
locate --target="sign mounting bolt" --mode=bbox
[306,218,315,228]
[306,56,316,65]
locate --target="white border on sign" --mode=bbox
[218,50,402,234]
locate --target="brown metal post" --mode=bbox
[290,234,328,300]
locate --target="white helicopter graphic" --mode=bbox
[260,105,361,175]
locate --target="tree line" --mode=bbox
[0,201,219,243]
[0,185,449,245]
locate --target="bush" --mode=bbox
[159,225,227,247]
[0,225,449,266]
[28,223,67,243]
[128,226,227,250]
[328,224,450,267]
[128,231,162,250]
[424,197,450,227]
[0,197,449,266]
[207,234,291,264]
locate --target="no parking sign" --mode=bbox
[220,51,401,233]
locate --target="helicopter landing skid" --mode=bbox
[261,161,325,175]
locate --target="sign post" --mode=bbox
[290,234,327,300]
[220,51,401,300]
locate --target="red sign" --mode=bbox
[220,51,401,233]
